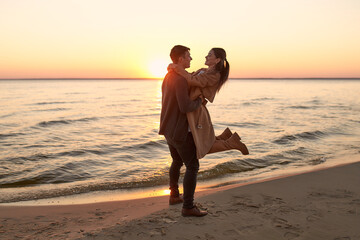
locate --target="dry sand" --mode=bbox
[1,162,359,240]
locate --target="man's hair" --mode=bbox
[170,45,190,63]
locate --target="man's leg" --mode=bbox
[182,156,199,209]
[175,132,199,209]
[167,142,183,197]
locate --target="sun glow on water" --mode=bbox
[163,189,171,195]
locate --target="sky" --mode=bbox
[0,0,359,79]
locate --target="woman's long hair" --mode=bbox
[212,48,230,92]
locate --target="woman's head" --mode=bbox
[206,48,230,92]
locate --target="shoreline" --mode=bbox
[2,155,358,206]
[1,161,359,239]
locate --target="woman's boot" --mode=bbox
[226,132,249,155]
[216,127,234,140]
[208,132,249,155]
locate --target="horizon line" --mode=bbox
[1,77,360,80]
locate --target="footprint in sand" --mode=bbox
[223,229,240,236]
[204,201,216,208]
[277,205,297,214]
[350,199,360,206]
[232,200,261,213]
[272,217,298,230]
[284,232,300,240]
[162,217,177,224]
[309,189,354,199]
[262,195,286,205]
[306,213,322,222]
[236,223,263,233]
[209,210,228,217]
[204,232,216,240]
[94,211,111,216]
[149,228,165,237]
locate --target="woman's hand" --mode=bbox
[167,63,177,71]
[200,95,208,105]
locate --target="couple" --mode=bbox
[159,45,249,217]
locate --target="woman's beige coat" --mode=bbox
[175,67,221,159]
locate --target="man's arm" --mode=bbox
[175,76,202,113]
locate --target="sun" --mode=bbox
[148,59,168,79]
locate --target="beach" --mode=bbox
[1,161,359,240]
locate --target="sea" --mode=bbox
[0,79,359,205]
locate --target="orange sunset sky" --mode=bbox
[0,0,359,79]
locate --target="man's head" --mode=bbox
[170,45,192,69]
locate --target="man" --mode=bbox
[159,45,208,217]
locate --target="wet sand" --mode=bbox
[1,161,359,240]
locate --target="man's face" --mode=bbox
[179,51,192,69]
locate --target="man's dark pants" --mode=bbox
[165,132,199,209]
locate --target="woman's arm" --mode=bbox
[169,64,219,88]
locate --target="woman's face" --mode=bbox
[205,50,220,67]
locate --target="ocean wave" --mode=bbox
[24,144,53,149]
[0,132,26,139]
[242,102,262,106]
[270,147,326,166]
[241,97,277,105]
[37,120,71,127]
[0,157,270,203]
[0,159,262,203]
[33,101,69,105]
[2,146,111,165]
[128,113,159,118]
[222,122,262,128]
[288,105,314,109]
[350,119,360,124]
[37,117,98,127]
[124,139,167,151]
[273,130,326,144]
[259,153,293,164]
[2,153,52,164]
[0,173,169,203]
[308,157,326,165]
[0,149,331,203]
[0,158,104,188]
[56,148,108,157]
[65,92,86,95]
[0,167,92,188]
[307,99,321,104]
[198,159,266,180]
[283,147,308,156]
[252,97,276,101]
[0,113,16,119]
[34,108,70,112]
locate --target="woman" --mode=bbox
[169,48,249,159]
